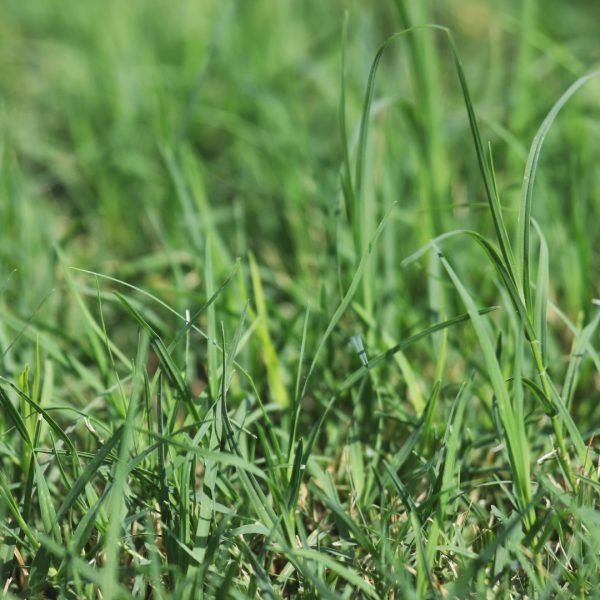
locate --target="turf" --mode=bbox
[1,0,600,598]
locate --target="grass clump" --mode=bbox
[2,0,600,598]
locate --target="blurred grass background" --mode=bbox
[2,0,599,301]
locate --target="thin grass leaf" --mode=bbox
[114,292,200,422]
[248,252,289,407]
[532,220,550,361]
[279,547,378,599]
[517,70,600,311]
[436,246,534,529]
[101,332,147,600]
[421,381,468,595]
[339,307,498,391]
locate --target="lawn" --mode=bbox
[1,0,600,597]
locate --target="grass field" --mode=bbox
[2,0,600,597]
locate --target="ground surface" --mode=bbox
[1,0,600,598]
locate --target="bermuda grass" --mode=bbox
[1,0,600,597]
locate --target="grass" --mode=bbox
[1,0,600,597]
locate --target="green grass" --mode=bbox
[2,0,600,597]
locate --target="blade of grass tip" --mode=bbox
[17,367,34,472]
[101,331,147,600]
[521,377,557,417]
[354,25,438,205]
[517,70,600,312]
[444,30,518,285]
[248,251,289,407]
[421,380,442,447]
[435,244,534,531]
[32,335,41,405]
[401,229,471,268]
[351,25,461,321]
[339,10,355,223]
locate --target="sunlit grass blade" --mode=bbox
[248,251,289,407]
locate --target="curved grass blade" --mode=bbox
[339,307,497,391]
[517,70,600,311]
